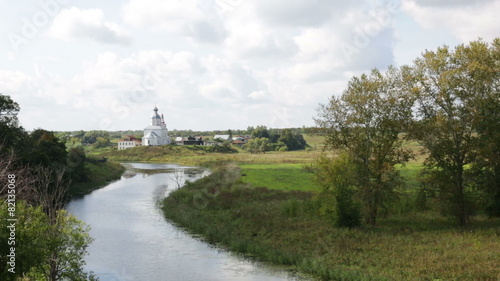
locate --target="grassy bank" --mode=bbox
[162,163,500,281]
[68,160,125,197]
[97,144,321,166]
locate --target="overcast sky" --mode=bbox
[1,0,498,132]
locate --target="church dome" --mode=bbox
[152,106,161,119]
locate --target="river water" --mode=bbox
[67,163,308,281]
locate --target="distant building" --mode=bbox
[174,137,184,145]
[142,106,171,146]
[213,135,231,142]
[230,135,249,147]
[118,136,142,150]
[183,136,204,145]
[174,136,204,145]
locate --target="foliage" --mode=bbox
[67,147,87,182]
[92,137,110,149]
[0,93,20,127]
[244,137,270,154]
[0,201,49,280]
[409,39,500,225]
[68,160,125,197]
[315,67,414,225]
[278,129,308,151]
[27,129,68,168]
[251,125,270,139]
[163,163,500,281]
[306,153,361,227]
[0,94,28,158]
[0,201,95,281]
[470,39,500,217]
[250,126,308,151]
[43,210,95,281]
[82,130,110,145]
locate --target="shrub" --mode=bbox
[307,153,361,227]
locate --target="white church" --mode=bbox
[142,106,171,146]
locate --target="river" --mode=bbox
[67,163,308,281]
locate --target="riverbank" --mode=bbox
[162,163,500,280]
[95,143,322,167]
[69,160,125,197]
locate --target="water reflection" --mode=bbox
[67,163,309,281]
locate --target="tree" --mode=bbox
[244,137,270,154]
[315,67,414,225]
[92,136,110,148]
[279,129,307,150]
[0,93,20,126]
[0,201,49,280]
[28,129,68,168]
[82,130,109,145]
[306,153,361,227]
[251,126,270,139]
[471,38,500,217]
[408,39,499,225]
[0,94,29,157]
[43,210,95,281]
[0,201,95,281]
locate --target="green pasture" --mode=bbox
[239,163,320,192]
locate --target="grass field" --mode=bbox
[163,164,500,281]
[98,141,322,166]
[240,163,320,192]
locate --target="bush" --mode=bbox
[307,153,361,228]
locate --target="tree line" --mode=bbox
[244,126,308,153]
[313,38,500,227]
[0,94,96,280]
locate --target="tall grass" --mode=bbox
[162,163,500,281]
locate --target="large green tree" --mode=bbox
[472,39,500,217]
[409,39,499,225]
[315,67,414,225]
[28,129,68,168]
[0,201,95,281]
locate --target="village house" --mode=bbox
[117,136,142,150]
[174,136,204,145]
[231,135,251,147]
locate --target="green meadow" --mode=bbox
[239,163,319,192]
[163,163,500,281]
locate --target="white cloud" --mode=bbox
[252,0,345,27]
[10,0,493,131]
[0,70,31,93]
[122,0,227,43]
[403,0,500,42]
[46,7,131,45]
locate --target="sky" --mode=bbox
[0,0,498,132]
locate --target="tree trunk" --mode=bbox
[455,166,468,226]
[49,252,58,281]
